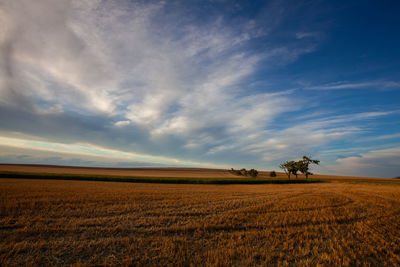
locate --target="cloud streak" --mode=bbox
[0,135,230,168]
[307,81,400,90]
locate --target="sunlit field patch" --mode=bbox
[1,178,399,266]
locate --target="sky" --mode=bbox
[0,0,399,178]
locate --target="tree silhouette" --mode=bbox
[280,161,297,179]
[298,156,320,179]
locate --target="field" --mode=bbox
[0,164,392,182]
[0,164,325,184]
[0,164,237,178]
[1,167,400,266]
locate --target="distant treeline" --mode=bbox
[230,168,278,178]
[230,168,259,177]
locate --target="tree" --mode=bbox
[279,162,290,179]
[230,168,242,176]
[279,161,296,179]
[230,168,258,177]
[270,170,277,177]
[297,156,320,179]
[291,162,299,179]
[248,169,258,177]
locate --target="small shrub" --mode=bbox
[230,168,242,176]
[248,169,258,177]
[230,168,258,177]
[270,171,277,177]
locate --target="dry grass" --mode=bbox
[1,178,400,266]
[0,164,237,178]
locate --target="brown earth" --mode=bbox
[0,178,399,266]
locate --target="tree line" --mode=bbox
[230,168,259,177]
[279,156,320,179]
[229,155,319,179]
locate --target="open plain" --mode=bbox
[1,0,399,265]
[1,167,400,266]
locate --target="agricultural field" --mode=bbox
[0,164,324,184]
[1,172,400,266]
[0,164,238,178]
[0,164,391,182]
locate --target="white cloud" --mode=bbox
[296,32,320,39]
[152,90,294,151]
[0,2,316,121]
[329,147,400,178]
[1,0,318,131]
[234,110,395,162]
[0,135,230,168]
[0,0,119,114]
[356,133,400,142]
[114,120,130,127]
[307,81,400,90]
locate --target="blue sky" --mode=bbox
[0,0,399,177]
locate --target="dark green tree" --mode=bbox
[248,169,258,177]
[298,156,320,179]
[279,161,297,179]
[291,162,299,178]
[279,162,290,179]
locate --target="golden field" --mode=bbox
[0,164,238,178]
[1,174,400,266]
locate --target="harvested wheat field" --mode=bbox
[0,164,238,178]
[1,178,400,266]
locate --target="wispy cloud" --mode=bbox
[327,147,400,178]
[307,81,400,90]
[296,32,321,40]
[0,0,118,114]
[114,121,131,127]
[356,133,400,142]
[0,136,230,168]
[0,0,317,160]
[195,110,394,165]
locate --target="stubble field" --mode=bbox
[1,177,400,266]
